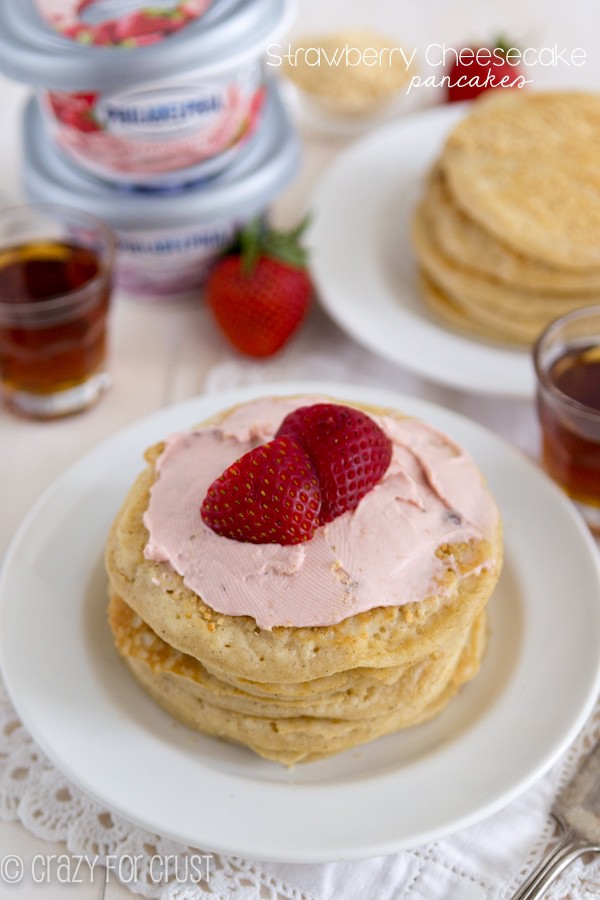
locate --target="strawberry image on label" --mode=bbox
[36,0,212,48]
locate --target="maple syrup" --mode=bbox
[536,342,600,519]
[0,239,111,416]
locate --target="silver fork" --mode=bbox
[510,812,600,899]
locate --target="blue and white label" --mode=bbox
[97,83,227,137]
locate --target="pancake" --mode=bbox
[109,591,487,721]
[417,272,527,346]
[105,395,503,764]
[411,204,595,346]
[423,169,600,294]
[110,593,487,765]
[439,91,600,271]
[411,91,600,345]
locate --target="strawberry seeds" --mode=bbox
[201,403,393,544]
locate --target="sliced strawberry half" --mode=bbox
[276,403,393,523]
[200,436,321,545]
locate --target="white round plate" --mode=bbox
[1,381,599,862]
[309,104,535,397]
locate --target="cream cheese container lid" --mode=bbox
[22,83,301,228]
[0,0,294,90]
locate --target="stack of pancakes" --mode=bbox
[412,91,600,346]
[105,401,502,766]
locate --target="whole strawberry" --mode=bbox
[205,218,312,358]
[446,38,525,103]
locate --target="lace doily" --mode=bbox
[1,339,599,899]
[2,676,600,899]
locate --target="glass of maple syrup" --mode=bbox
[534,305,600,536]
[0,204,115,419]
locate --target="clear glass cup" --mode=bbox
[533,305,600,536]
[0,203,115,419]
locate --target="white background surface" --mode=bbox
[1,0,600,897]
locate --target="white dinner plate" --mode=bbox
[1,381,600,863]
[309,104,536,397]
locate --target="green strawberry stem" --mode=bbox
[235,217,310,277]
[493,34,519,55]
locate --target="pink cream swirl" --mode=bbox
[143,396,499,630]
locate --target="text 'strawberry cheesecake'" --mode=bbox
[105,395,503,765]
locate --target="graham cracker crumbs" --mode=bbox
[284,30,414,115]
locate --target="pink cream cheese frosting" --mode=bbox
[143,396,499,630]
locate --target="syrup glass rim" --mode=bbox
[533,304,600,418]
[0,202,115,316]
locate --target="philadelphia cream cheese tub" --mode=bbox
[22,84,301,299]
[0,0,295,187]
